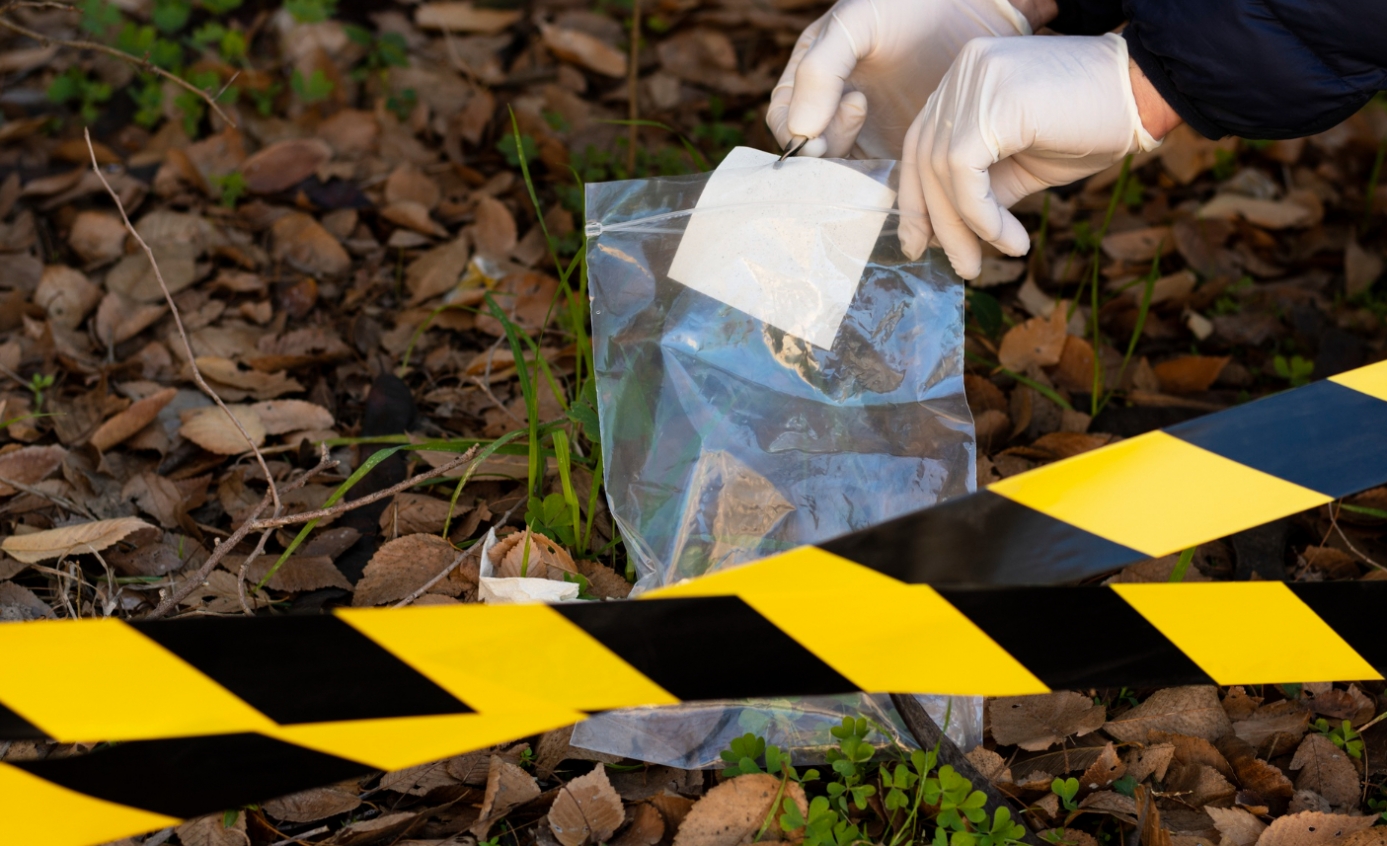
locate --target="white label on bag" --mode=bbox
[666,146,897,349]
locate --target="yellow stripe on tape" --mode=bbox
[657,549,1049,696]
[0,763,179,844]
[0,618,276,742]
[1330,358,1387,401]
[989,431,1331,557]
[1112,582,1382,684]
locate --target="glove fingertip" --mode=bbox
[799,137,829,158]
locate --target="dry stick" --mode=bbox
[235,446,339,615]
[84,130,276,516]
[626,0,640,175]
[148,449,476,617]
[0,474,96,519]
[0,12,236,128]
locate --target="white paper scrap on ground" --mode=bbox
[666,146,897,349]
[477,526,581,604]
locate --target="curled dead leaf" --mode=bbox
[989,692,1106,751]
[548,765,626,846]
[472,755,541,837]
[1208,808,1268,846]
[493,530,577,581]
[1,517,156,563]
[179,405,266,454]
[271,212,350,277]
[91,387,176,452]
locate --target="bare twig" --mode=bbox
[236,446,337,614]
[0,474,96,519]
[147,448,477,617]
[392,545,471,607]
[85,130,276,515]
[0,12,237,128]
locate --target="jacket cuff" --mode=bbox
[1123,23,1228,140]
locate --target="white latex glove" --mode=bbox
[766,0,1031,160]
[900,33,1161,279]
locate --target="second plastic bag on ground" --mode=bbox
[573,148,980,766]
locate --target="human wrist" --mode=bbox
[1007,0,1057,30]
[1128,56,1182,140]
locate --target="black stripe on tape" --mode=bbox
[15,733,368,818]
[132,616,472,725]
[938,586,1214,690]
[1288,581,1387,674]
[0,700,47,740]
[1168,380,1387,497]
[556,596,858,701]
[821,491,1142,586]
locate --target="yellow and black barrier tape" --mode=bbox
[4,360,1387,844]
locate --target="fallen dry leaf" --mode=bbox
[989,692,1106,751]
[1253,811,1374,846]
[353,533,464,606]
[1341,832,1387,846]
[381,493,463,536]
[386,163,441,210]
[966,746,1013,783]
[0,444,67,496]
[997,305,1067,372]
[197,357,304,400]
[176,812,249,846]
[415,1,521,33]
[382,200,448,238]
[250,399,333,435]
[407,235,471,305]
[1153,356,1229,394]
[35,264,102,329]
[1345,239,1383,298]
[240,138,333,194]
[492,530,578,581]
[1215,734,1294,813]
[615,803,667,846]
[95,291,166,347]
[472,756,541,837]
[1198,194,1316,229]
[548,764,626,846]
[240,554,351,592]
[1165,760,1237,807]
[67,210,127,266]
[1104,687,1232,743]
[540,22,627,78]
[1290,734,1360,808]
[90,387,176,452]
[1102,226,1174,262]
[1,517,156,563]
[473,195,518,259]
[1126,742,1175,782]
[262,786,362,823]
[1078,743,1126,792]
[1208,807,1268,846]
[0,581,55,620]
[179,405,266,454]
[1235,701,1311,758]
[271,212,350,277]
[673,774,807,846]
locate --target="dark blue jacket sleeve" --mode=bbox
[1048,0,1387,140]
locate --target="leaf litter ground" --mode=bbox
[3,0,1387,845]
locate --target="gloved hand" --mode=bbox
[899,33,1162,279]
[766,0,1032,160]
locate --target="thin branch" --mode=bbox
[237,446,337,614]
[0,474,96,519]
[146,448,477,617]
[84,130,276,515]
[0,14,236,128]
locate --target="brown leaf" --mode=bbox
[271,212,350,277]
[382,200,449,238]
[1345,239,1383,298]
[321,811,418,846]
[472,756,541,837]
[386,163,441,210]
[1126,743,1175,782]
[989,692,1106,751]
[2,517,156,563]
[1207,807,1268,846]
[1198,194,1316,230]
[407,235,472,305]
[493,530,578,581]
[1306,685,1376,724]
[179,405,267,454]
[966,746,1013,783]
[0,581,54,620]
[1157,126,1237,185]
[549,765,626,846]
[123,472,188,529]
[1134,785,1172,846]
[1104,687,1232,744]
[176,812,250,846]
[353,533,462,606]
[540,22,627,78]
[381,493,465,536]
[106,542,187,576]
[1224,687,1264,721]
[1214,734,1294,814]
[1341,831,1387,846]
[0,444,67,496]
[1051,335,1096,393]
[197,357,304,400]
[1153,356,1229,394]
[1107,555,1211,583]
[1235,701,1310,758]
[1102,226,1174,262]
[615,802,667,846]
[473,195,518,259]
[415,1,521,33]
[36,264,102,329]
[1078,743,1126,793]
[240,554,351,592]
[1166,761,1237,808]
[576,558,632,600]
[1253,811,1375,846]
[250,399,333,435]
[91,387,176,452]
[263,786,362,823]
[998,306,1067,372]
[1152,732,1236,781]
[95,291,166,347]
[1290,734,1360,808]
[673,774,807,846]
[240,138,333,194]
[68,210,127,267]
